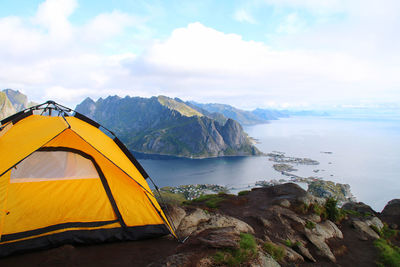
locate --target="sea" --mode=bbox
[138,115,400,211]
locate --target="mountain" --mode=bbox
[0,89,37,120]
[75,95,262,158]
[0,91,16,120]
[188,102,268,125]
[251,108,289,120]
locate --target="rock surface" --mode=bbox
[352,219,380,240]
[382,199,400,216]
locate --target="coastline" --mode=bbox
[132,150,265,160]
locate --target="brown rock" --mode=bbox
[196,227,240,249]
[305,229,336,262]
[284,246,304,263]
[177,209,211,237]
[352,219,380,239]
[177,209,254,238]
[296,244,316,263]
[382,199,400,216]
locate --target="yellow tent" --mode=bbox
[0,101,176,257]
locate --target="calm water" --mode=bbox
[138,116,400,211]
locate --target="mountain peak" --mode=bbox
[157,95,203,118]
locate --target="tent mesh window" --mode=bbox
[10,150,100,182]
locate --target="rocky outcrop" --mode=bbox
[307,180,355,203]
[75,96,261,158]
[382,199,400,216]
[196,227,241,249]
[177,208,254,237]
[304,220,343,262]
[352,219,380,240]
[342,201,376,215]
[380,199,400,228]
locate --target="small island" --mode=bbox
[267,151,320,165]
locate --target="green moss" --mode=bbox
[284,239,291,247]
[374,238,400,267]
[238,190,250,196]
[263,242,285,262]
[372,223,398,240]
[343,209,362,217]
[188,194,227,209]
[305,220,316,229]
[213,233,257,266]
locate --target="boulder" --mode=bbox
[284,246,304,263]
[177,209,210,237]
[315,220,343,239]
[352,219,380,240]
[177,209,254,238]
[269,205,306,226]
[296,244,316,262]
[168,205,186,229]
[364,217,384,231]
[381,199,400,216]
[342,202,376,215]
[303,220,342,262]
[196,227,240,249]
[305,229,336,262]
[271,183,310,205]
[196,213,254,235]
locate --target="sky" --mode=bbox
[0,0,399,110]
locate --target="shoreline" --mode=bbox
[132,150,265,160]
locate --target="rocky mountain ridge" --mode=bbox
[188,102,289,126]
[76,95,262,158]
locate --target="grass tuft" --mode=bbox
[185,194,227,208]
[263,242,285,262]
[238,190,250,196]
[374,238,400,267]
[305,220,316,229]
[213,233,257,266]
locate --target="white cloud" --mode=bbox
[0,0,399,109]
[233,9,257,24]
[0,0,142,106]
[34,0,77,40]
[124,22,397,108]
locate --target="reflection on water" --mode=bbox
[138,116,400,211]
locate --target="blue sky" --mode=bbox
[0,0,399,109]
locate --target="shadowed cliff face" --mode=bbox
[76,95,261,158]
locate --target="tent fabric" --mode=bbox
[10,150,100,182]
[0,113,175,257]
